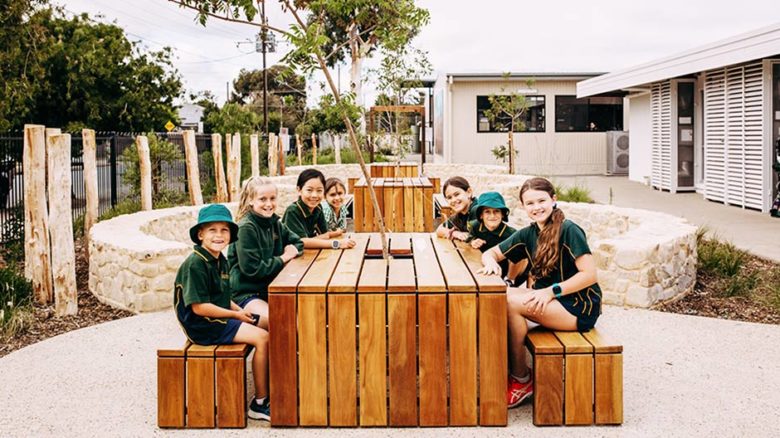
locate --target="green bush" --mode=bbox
[554,183,594,203]
[697,238,746,277]
[723,271,759,297]
[0,266,34,338]
[120,132,183,200]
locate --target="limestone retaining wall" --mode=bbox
[89,163,696,312]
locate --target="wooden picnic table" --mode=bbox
[267,233,508,427]
[352,177,436,232]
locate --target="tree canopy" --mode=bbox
[231,65,307,131]
[0,2,183,132]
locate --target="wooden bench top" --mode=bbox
[526,327,622,354]
[267,233,506,295]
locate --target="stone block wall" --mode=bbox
[89,164,697,312]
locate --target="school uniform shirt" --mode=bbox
[228,211,304,303]
[497,219,602,332]
[444,197,478,232]
[282,198,328,238]
[467,219,516,277]
[174,245,232,344]
[320,199,347,231]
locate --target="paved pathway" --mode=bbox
[554,175,780,262]
[2,306,779,437]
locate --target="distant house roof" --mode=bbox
[577,22,780,97]
[445,72,604,82]
[179,103,204,126]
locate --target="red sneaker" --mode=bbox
[507,374,533,408]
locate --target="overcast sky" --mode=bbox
[59,0,779,106]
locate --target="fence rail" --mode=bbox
[0,131,220,244]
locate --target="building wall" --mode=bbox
[628,92,652,184]
[448,79,609,175]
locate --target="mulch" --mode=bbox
[2,236,778,359]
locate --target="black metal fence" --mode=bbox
[0,131,217,244]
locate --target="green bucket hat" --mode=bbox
[476,192,509,220]
[189,204,239,245]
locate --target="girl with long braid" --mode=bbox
[478,177,602,408]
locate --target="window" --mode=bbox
[476,95,545,133]
[555,95,623,132]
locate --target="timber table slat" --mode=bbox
[454,240,507,292]
[268,233,507,428]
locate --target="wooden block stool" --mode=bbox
[526,328,623,426]
[157,343,252,428]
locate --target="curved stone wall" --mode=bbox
[89,163,696,312]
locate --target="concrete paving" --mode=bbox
[553,175,780,262]
[2,306,779,437]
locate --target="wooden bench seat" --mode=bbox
[433,193,452,220]
[525,327,623,426]
[158,342,252,428]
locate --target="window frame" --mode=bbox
[476,95,546,134]
[554,95,624,133]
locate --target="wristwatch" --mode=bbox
[552,283,562,298]
[332,240,340,249]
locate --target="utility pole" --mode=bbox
[261,0,269,136]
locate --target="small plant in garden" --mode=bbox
[0,266,33,339]
[553,183,594,203]
[120,132,183,200]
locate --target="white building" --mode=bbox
[432,73,627,175]
[578,23,780,212]
[178,103,205,133]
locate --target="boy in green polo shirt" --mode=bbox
[174,204,271,421]
[466,192,520,282]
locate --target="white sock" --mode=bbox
[255,396,266,405]
[512,372,531,383]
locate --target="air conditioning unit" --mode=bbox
[606,131,629,175]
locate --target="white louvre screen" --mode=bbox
[651,81,672,190]
[704,61,765,209]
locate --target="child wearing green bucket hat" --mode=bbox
[174,203,272,421]
[467,192,519,280]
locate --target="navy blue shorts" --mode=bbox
[212,318,242,344]
[237,295,260,308]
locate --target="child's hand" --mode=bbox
[340,238,356,249]
[522,288,555,316]
[477,258,502,276]
[282,244,299,262]
[451,231,469,241]
[470,238,486,249]
[330,228,344,238]
[234,309,254,324]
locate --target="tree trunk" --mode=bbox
[278,134,286,176]
[296,134,302,166]
[183,130,203,206]
[136,135,153,211]
[211,133,228,203]
[507,131,515,174]
[47,133,78,316]
[268,133,278,177]
[23,124,53,303]
[81,129,98,256]
[349,25,366,135]
[311,134,318,165]
[228,133,241,201]
[334,134,342,165]
[250,133,260,177]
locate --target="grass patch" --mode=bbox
[0,266,34,339]
[553,183,594,203]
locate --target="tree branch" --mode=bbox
[167,0,292,36]
[323,23,379,62]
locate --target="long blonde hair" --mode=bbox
[519,177,565,280]
[235,176,276,223]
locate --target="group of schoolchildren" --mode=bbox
[176,168,602,420]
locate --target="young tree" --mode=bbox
[169,0,425,258]
[231,65,307,131]
[483,74,533,174]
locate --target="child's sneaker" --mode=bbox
[507,374,533,408]
[248,398,270,421]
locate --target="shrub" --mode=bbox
[723,271,759,297]
[0,266,34,339]
[120,132,183,200]
[553,183,594,203]
[697,238,746,277]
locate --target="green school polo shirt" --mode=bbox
[174,245,232,344]
[498,219,602,320]
[468,219,516,277]
[444,197,478,232]
[282,198,328,238]
[227,211,304,303]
